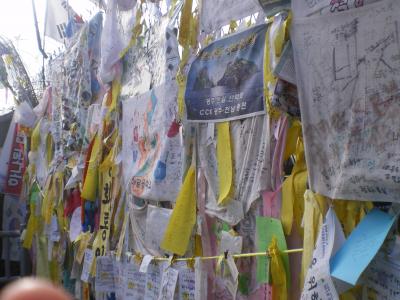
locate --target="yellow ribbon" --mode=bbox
[217,122,233,206]
[301,190,328,285]
[161,165,197,256]
[269,237,287,300]
[281,137,307,235]
[81,133,101,201]
[31,119,41,152]
[23,204,37,249]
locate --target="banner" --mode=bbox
[5,124,26,196]
[185,24,267,122]
[93,165,113,257]
[122,82,183,202]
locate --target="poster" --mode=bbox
[292,0,400,202]
[122,82,183,202]
[185,24,268,122]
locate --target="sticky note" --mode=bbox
[256,217,289,284]
[330,209,397,286]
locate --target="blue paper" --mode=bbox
[330,209,397,286]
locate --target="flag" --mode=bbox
[44,0,75,42]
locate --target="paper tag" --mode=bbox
[81,249,94,283]
[139,255,154,273]
[95,256,116,293]
[113,260,125,300]
[194,258,206,300]
[158,267,179,300]
[125,262,146,299]
[177,266,196,300]
[144,262,163,299]
[69,207,82,242]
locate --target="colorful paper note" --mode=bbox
[330,209,397,286]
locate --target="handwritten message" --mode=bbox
[292,0,400,202]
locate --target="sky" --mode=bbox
[0,0,100,111]
[0,0,100,78]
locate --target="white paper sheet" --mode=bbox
[301,208,345,300]
[292,0,400,202]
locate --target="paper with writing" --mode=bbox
[158,267,179,300]
[199,114,271,225]
[95,256,116,293]
[362,253,400,299]
[114,260,125,300]
[301,207,345,300]
[81,249,94,283]
[330,209,396,286]
[125,262,146,300]
[194,257,207,300]
[177,266,196,300]
[292,0,382,18]
[292,0,400,202]
[144,262,163,300]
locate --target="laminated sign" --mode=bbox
[185,24,268,122]
[292,0,400,202]
[122,82,183,202]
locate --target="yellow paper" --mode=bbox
[161,166,197,255]
[217,122,233,205]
